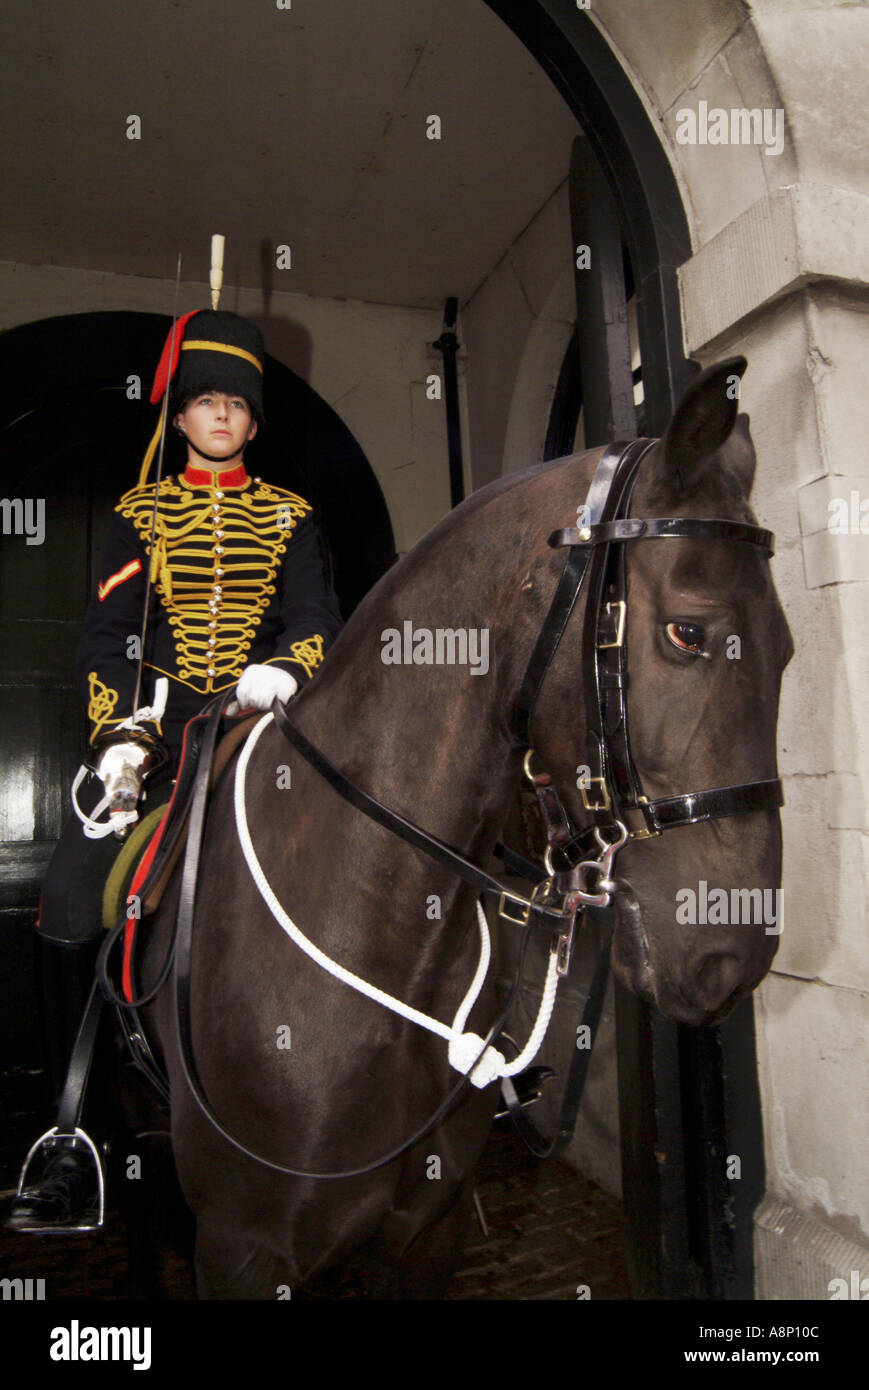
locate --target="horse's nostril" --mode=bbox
[692,953,746,1015]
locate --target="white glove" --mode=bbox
[95,741,149,812]
[227,664,299,716]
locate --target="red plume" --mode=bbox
[149,310,200,404]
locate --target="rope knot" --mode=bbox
[448,1033,506,1089]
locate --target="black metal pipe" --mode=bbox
[432,297,464,508]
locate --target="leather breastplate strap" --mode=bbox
[271,700,570,936]
[170,695,558,1180]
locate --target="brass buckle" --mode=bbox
[497,889,535,927]
[580,777,611,812]
[497,877,555,928]
[625,796,661,840]
[598,600,626,649]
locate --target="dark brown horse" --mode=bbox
[138,358,792,1297]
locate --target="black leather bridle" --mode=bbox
[513,437,783,871]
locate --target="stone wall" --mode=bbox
[462,0,869,1296]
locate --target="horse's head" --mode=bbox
[530,359,792,1025]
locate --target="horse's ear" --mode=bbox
[661,357,747,494]
[726,413,757,497]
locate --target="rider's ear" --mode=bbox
[661,356,747,495]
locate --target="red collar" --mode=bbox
[181,462,248,488]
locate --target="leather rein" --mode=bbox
[97,437,783,1175]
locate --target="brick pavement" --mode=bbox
[0,1126,631,1300]
[447,1129,631,1301]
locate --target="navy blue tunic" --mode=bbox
[40,459,343,941]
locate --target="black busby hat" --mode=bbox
[150,309,264,420]
[169,310,265,422]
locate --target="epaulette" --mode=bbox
[246,478,312,512]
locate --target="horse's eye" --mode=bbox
[666,621,708,656]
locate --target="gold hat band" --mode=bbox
[181,340,263,374]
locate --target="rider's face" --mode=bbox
[174,392,257,466]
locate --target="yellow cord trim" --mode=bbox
[87,671,119,743]
[143,663,238,695]
[116,478,313,694]
[181,341,263,374]
[138,415,165,487]
[278,635,325,680]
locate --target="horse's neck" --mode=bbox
[268,605,523,978]
[292,641,520,870]
[260,454,601,968]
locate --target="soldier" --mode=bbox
[9,309,344,1229]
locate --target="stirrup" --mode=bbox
[12,1127,105,1233]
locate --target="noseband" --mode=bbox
[513,437,782,881]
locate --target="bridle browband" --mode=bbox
[513,437,783,864]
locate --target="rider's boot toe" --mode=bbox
[7,1143,100,1232]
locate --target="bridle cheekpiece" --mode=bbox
[512,437,783,911]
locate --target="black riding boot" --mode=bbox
[7,934,106,1232]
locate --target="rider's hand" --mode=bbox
[94,741,149,812]
[226,664,299,717]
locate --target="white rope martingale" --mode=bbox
[234,713,561,1089]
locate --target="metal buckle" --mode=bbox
[551,896,582,977]
[498,875,557,928]
[580,777,611,812]
[555,921,576,977]
[598,599,626,649]
[625,796,661,840]
[497,889,535,927]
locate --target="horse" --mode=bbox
[132,356,792,1298]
